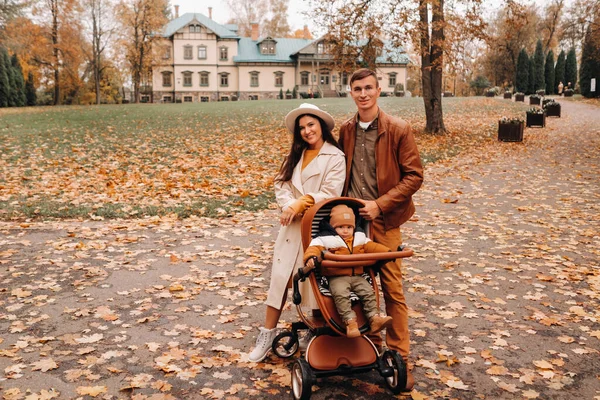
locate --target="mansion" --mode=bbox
[150,11,410,103]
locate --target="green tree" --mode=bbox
[11,54,26,107]
[528,56,536,94]
[565,47,577,90]
[469,75,490,96]
[544,50,555,95]
[2,48,17,106]
[554,50,566,93]
[26,72,37,106]
[533,40,545,91]
[579,23,600,98]
[516,48,529,93]
[0,48,9,107]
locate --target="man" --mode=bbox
[338,68,424,392]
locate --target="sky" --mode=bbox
[170,0,317,34]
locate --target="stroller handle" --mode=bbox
[321,249,414,266]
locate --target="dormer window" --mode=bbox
[189,24,201,33]
[260,38,276,55]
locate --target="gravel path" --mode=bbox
[0,98,598,400]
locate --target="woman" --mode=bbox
[249,103,346,362]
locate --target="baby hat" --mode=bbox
[329,205,356,228]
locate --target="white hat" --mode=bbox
[284,103,335,134]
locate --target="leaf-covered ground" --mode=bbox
[0,98,599,399]
[1,97,528,220]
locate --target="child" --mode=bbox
[303,204,393,338]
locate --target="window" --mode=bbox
[162,46,170,60]
[189,25,201,33]
[184,45,193,60]
[260,39,276,55]
[161,72,172,87]
[317,42,324,54]
[183,96,193,102]
[220,96,229,101]
[162,96,172,103]
[219,46,228,61]
[342,72,348,86]
[199,72,209,86]
[274,71,283,87]
[250,71,259,87]
[200,96,209,102]
[183,71,192,87]
[220,73,229,87]
[140,95,150,103]
[198,46,207,60]
[301,72,309,86]
[388,73,397,87]
[249,95,258,100]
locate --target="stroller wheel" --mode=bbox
[291,359,313,400]
[272,331,299,358]
[381,350,407,394]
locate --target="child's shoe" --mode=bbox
[369,314,393,334]
[345,318,360,338]
[248,327,276,362]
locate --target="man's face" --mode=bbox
[350,75,381,114]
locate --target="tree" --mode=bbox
[554,49,566,92]
[0,0,25,32]
[560,0,598,50]
[2,48,17,106]
[565,47,577,89]
[10,54,26,106]
[469,75,490,95]
[309,0,486,134]
[540,0,564,50]
[225,0,268,37]
[0,48,9,107]
[528,55,536,94]
[262,0,291,37]
[26,71,37,105]
[84,0,116,104]
[117,0,169,103]
[544,49,555,95]
[533,39,545,91]
[579,19,600,98]
[516,48,529,93]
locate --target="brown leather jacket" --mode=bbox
[339,109,424,230]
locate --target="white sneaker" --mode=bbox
[299,330,314,351]
[248,327,276,362]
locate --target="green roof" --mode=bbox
[162,13,239,39]
[233,38,312,63]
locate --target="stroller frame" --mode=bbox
[270,197,414,400]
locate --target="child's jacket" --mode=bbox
[303,222,390,277]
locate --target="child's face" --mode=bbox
[335,225,354,239]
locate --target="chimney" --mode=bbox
[251,22,259,41]
[303,25,310,40]
[174,5,179,18]
[208,7,212,19]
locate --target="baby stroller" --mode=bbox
[270,197,414,400]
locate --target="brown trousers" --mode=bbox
[370,217,410,360]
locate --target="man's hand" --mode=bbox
[359,200,381,220]
[280,207,296,226]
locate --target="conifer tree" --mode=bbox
[25,72,37,106]
[545,50,555,95]
[1,47,16,106]
[11,54,26,107]
[579,24,600,98]
[528,56,536,94]
[554,50,566,93]
[0,48,9,107]
[516,48,529,93]
[533,40,545,92]
[565,47,578,90]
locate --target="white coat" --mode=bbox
[266,141,346,310]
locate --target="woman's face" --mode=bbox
[298,115,324,150]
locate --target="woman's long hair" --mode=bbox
[275,114,341,183]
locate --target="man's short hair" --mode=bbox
[349,68,379,88]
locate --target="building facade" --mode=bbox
[151,13,410,103]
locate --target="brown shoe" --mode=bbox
[369,314,393,334]
[345,318,360,338]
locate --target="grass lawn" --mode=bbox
[0,97,530,220]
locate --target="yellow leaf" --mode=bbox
[76,386,107,397]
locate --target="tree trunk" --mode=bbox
[51,0,60,105]
[420,0,446,134]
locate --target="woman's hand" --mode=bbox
[280,207,297,226]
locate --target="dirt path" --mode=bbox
[0,99,598,399]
